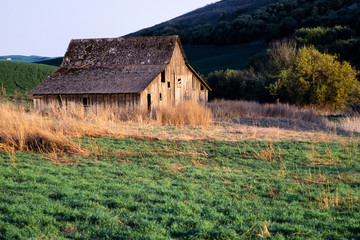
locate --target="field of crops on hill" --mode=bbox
[0,61,57,95]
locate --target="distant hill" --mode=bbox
[0,55,53,63]
[0,61,57,95]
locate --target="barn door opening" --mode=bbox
[147,94,151,111]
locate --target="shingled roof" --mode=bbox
[32,35,210,95]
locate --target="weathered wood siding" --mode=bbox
[140,42,208,110]
[33,94,140,112]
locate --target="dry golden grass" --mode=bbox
[337,116,360,133]
[1,99,356,156]
[316,184,340,209]
[209,99,326,125]
[43,101,212,127]
[0,102,212,154]
[0,103,86,154]
[157,101,212,126]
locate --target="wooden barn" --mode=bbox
[31,35,211,112]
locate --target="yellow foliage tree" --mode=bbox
[270,46,359,110]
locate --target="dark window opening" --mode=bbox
[161,71,165,83]
[57,95,63,108]
[192,76,195,90]
[83,97,89,107]
[201,85,204,91]
[167,82,170,88]
[178,78,182,85]
[160,93,162,101]
[147,94,151,111]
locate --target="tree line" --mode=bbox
[206,38,359,111]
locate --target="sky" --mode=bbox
[0,0,219,57]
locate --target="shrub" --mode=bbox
[206,69,269,102]
[270,45,360,110]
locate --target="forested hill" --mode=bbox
[130,0,359,45]
[130,0,360,70]
[130,0,278,37]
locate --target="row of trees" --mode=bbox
[206,40,359,111]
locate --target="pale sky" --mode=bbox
[0,0,219,57]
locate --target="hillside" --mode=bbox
[35,57,63,67]
[183,44,267,74]
[131,0,278,36]
[132,0,359,45]
[0,61,57,95]
[130,0,360,72]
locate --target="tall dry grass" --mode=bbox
[337,116,360,133]
[209,99,326,125]
[0,103,85,154]
[0,101,212,153]
[157,101,212,126]
[43,101,212,127]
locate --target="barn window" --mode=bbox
[201,84,204,91]
[178,78,182,85]
[160,93,162,101]
[161,71,165,83]
[83,97,89,107]
[192,76,195,90]
[167,82,170,88]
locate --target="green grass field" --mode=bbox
[0,61,57,95]
[1,138,359,239]
[183,44,268,75]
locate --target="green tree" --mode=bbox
[206,69,268,101]
[271,46,359,110]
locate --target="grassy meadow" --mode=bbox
[0,61,57,95]
[1,138,359,239]
[0,101,360,239]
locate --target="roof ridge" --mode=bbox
[70,35,179,42]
